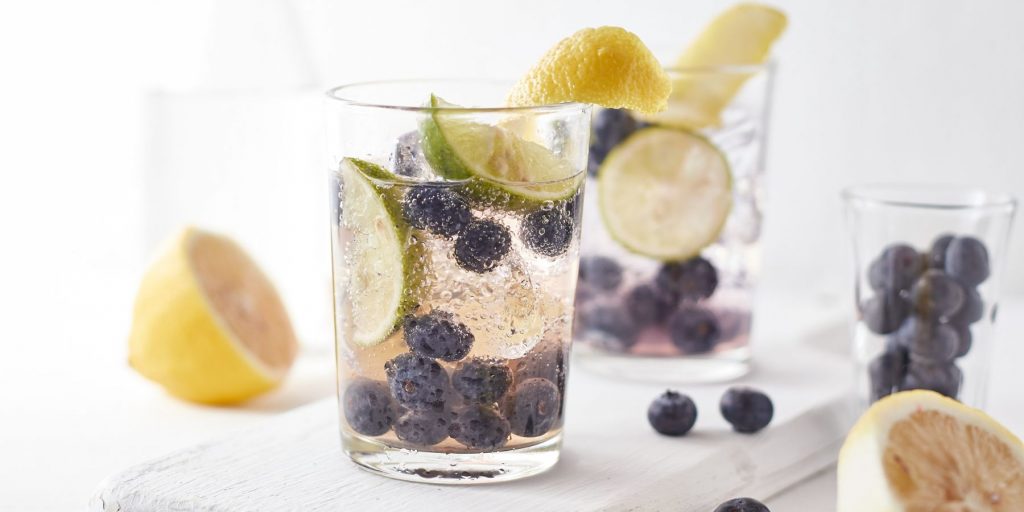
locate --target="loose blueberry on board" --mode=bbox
[451,357,512,404]
[588,108,640,176]
[869,347,909,401]
[928,234,955,269]
[901,361,962,399]
[453,219,512,273]
[667,306,721,354]
[713,497,771,512]
[403,311,474,362]
[944,236,990,287]
[720,387,774,434]
[343,379,397,436]
[394,409,449,446]
[624,284,679,326]
[949,287,984,327]
[402,186,472,239]
[895,316,959,364]
[449,404,511,449]
[655,256,719,301]
[861,290,910,335]
[505,378,561,437]
[393,130,424,177]
[521,208,573,257]
[578,305,638,351]
[910,269,966,320]
[867,244,925,292]
[647,390,698,437]
[384,353,450,411]
[578,255,624,292]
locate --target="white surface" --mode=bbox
[92,348,857,512]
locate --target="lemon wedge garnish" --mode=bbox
[129,227,298,404]
[837,390,1024,511]
[507,26,671,113]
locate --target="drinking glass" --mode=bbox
[575,64,774,383]
[326,80,590,483]
[844,184,1016,408]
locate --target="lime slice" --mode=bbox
[422,95,581,202]
[339,157,407,346]
[644,4,787,129]
[598,127,732,260]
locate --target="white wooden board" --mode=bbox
[90,341,857,512]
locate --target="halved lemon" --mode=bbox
[598,127,732,260]
[129,228,298,404]
[837,390,1024,511]
[506,26,671,114]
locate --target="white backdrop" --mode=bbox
[2,0,1023,345]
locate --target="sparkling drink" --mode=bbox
[574,66,773,382]
[326,80,589,483]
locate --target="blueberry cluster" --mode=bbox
[862,235,990,401]
[647,386,773,437]
[576,254,742,355]
[343,310,564,449]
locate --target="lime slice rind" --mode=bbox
[339,158,408,346]
[597,127,732,261]
[421,95,583,204]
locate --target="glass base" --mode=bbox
[576,345,751,384]
[343,432,562,485]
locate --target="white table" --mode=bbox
[4,287,1022,511]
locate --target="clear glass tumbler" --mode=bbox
[844,184,1016,408]
[575,65,774,383]
[326,80,590,483]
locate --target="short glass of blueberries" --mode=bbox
[844,184,1017,407]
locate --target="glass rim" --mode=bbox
[325,78,591,114]
[664,61,774,76]
[842,183,1018,212]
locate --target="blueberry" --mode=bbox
[384,353,450,411]
[928,234,955,269]
[453,220,511,273]
[667,306,720,354]
[861,291,910,335]
[394,131,423,177]
[402,186,472,239]
[868,244,925,292]
[647,390,698,437]
[910,269,965,320]
[949,287,984,326]
[521,208,573,257]
[505,378,561,437]
[451,357,512,404]
[895,316,959,363]
[625,284,679,326]
[403,311,474,362]
[394,409,449,446]
[713,497,771,512]
[577,305,637,351]
[869,347,908,402]
[449,404,511,449]
[343,379,397,436]
[944,236,990,287]
[578,256,623,292]
[901,361,961,399]
[655,257,718,301]
[720,387,774,434]
[953,324,973,358]
[514,342,566,394]
[588,108,639,176]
